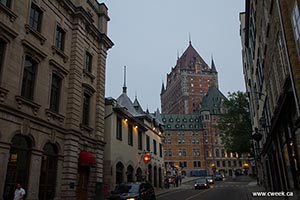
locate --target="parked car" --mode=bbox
[108,182,156,200]
[194,178,210,189]
[205,176,214,184]
[215,174,223,181]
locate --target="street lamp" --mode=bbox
[252,127,263,185]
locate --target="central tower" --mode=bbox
[161,42,218,114]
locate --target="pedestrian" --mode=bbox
[14,183,25,200]
[179,175,182,186]
[175,176,179,187]
[164,178,169,189]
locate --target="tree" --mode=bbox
[216,91,251,154]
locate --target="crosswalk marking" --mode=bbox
[212,184,250,188]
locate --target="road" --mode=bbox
[157,176,257,200]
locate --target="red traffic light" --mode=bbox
[143,153,151,164]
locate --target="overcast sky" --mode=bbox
[103,1,246,113]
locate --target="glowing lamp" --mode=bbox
[143,153,151,164]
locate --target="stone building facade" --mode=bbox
[104,82,164,195]
[0,0,113,199]
[240,0,300,193]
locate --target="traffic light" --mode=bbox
[143,153,151,164]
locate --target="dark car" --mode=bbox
[194,178,210,189]
[108,182,156,200]
[215,174,223,181]
[205,176,214,184]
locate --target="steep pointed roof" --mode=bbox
[211,58,217,72]
[177,42,209,69]
[133,97,144,114]
[200,86,227,114]
[161,81,165,94]
[117,93,141,116]
[154,108,163,124]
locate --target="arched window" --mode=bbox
[136,168,143,182]
[153,166,157,187]
[4,135,32,200]
[39,143,58,200]
[148,164,152,183]
[116,162,124,184]
[126,165,134,183]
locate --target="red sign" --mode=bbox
[143,153,151,164]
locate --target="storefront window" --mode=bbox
[4,135,32,200]
[39,143,58,200]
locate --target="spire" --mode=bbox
[161,80,165,94]
[211,56,217,72]
[189,33,192,45]
[123,66,127,93]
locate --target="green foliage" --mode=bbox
[216,91,251,154]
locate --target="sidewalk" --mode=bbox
[155,176,199,197]
[242,176,300,200]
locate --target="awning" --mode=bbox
[79,151,96,166]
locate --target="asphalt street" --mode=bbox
[157,176,287,200]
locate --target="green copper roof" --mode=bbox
[200,86,227,114]
[161,113,203,130]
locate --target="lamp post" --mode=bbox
[252,127,263,185]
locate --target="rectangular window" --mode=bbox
[178,149,186,156]
[192,149,200,156]
[222,161,226,167]
[128,125,133,146]
[164,138,171,144]
[205,150,209,158]
[292,1,300,57]
[179,161,187,168]
[50,74,61,112]
[146,135,150,151]
[256,52,264,92]
[29,3,42,32]
[116,117,122,140]
[221,149,225,158]
[55,26,65,51]
[0,0,11,7]
[82,93,90,125]
[85,52,92,72]
[138,131,142,150]
[277,34,288,76]
[193,161,201,168]
[159,143,162,157]
[21,56,37,100]
[0,39,5,74]
[228,161,231,167]
[164,149,171,157]
[178,139,185,144]
[215,149,220,157]
[153,139,157,155]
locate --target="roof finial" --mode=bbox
[123,66,127,94]
[189,32,191,45]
